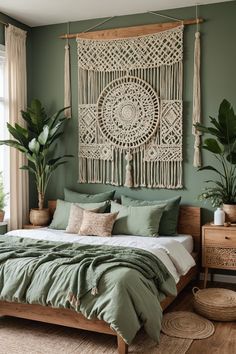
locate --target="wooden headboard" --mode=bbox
[178,206,201,252]
[48,201,201,252]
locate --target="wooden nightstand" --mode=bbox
[202,224,236,288]
[0,222,7,234]
[23,224,44,229]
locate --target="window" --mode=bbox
[0,44,9,218]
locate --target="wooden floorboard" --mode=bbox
[165,280,236,354]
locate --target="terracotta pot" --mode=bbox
[223,204,236,223]
[0,210,5,222]
[29,208,50,226]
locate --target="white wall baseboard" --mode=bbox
[200,273,236,284]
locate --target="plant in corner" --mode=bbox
[195,99,236,222]
[0,171,7,222]
[0,99,72,226]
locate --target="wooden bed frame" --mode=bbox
[0,205,201,354]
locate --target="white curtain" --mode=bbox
[5,24,29,230]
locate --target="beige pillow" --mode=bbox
[66,204,99,234]
[78,210,118,237]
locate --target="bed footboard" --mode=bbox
[0,301,128,353]
[117,335,128,354]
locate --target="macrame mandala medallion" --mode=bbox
[97,76,159,149]
[77,26,184,189]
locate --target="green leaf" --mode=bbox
[38,125,49,145]
[15,124,29,139]
[26,153,36,163]
[48,131,63,144]
[218,99,236,144]
[50,161,68,172]
[47,154,73,166]
[0,139,28,153]
[49,122,62,137]
[47,107,69,128]
[209,116,222,131]
[205,180,225,189]
[20,165,36,175]
[198,165,225,178]
[7,123,28,148]
[202,138,223,154]
[28,138,40,154]
[226,152,236,164]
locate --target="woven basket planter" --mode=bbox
[193,287,236,321]
[223,204,236,223]
[0,210,4,222]
[29,208,50,226]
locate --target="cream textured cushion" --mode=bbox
[79,210,118,237]
[66,204,99,234]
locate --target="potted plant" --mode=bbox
[196,99,236,222]
[0,171,7,222]
[0,99,72,226]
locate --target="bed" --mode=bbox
[0,205,200,354]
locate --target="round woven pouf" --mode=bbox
[193,287,236,321]
[162,311,215,339]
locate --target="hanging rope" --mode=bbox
[147,11,183,23]
[64,22,72,118]
[192,5,202,167]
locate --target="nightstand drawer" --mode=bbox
[204,246,236,269]
[204,229,236,247]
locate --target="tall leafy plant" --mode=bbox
[0,171,7,211]
[0,99,72,210]
[196,99,236,207]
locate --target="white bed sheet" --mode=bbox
[6,228,195,284]
[169,235,193,253]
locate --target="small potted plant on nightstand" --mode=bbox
[0,99,72,226]
[196,99,236,221]
[0,171,7,222]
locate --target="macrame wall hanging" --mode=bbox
[77,25,184,188]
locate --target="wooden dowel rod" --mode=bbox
[59,18,203,40]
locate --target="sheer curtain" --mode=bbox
[0,44,10,219]
[5,24,29,230]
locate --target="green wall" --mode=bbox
[28,1,236,223]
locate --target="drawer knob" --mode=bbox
[225,236,230,240]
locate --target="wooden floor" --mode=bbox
[165,280,236,354]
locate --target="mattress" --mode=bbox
[6,228,195,284]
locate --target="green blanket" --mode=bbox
[0,235,177,344]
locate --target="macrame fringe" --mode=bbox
[78,156,182,189]
[64,43,72,118]
[192,31,201,167]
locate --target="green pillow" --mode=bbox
[49,199,108,230]
[110,201,166,237]
[64,188,115,203]
[121,195,181,236]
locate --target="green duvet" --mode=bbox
[0,235,177,344]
